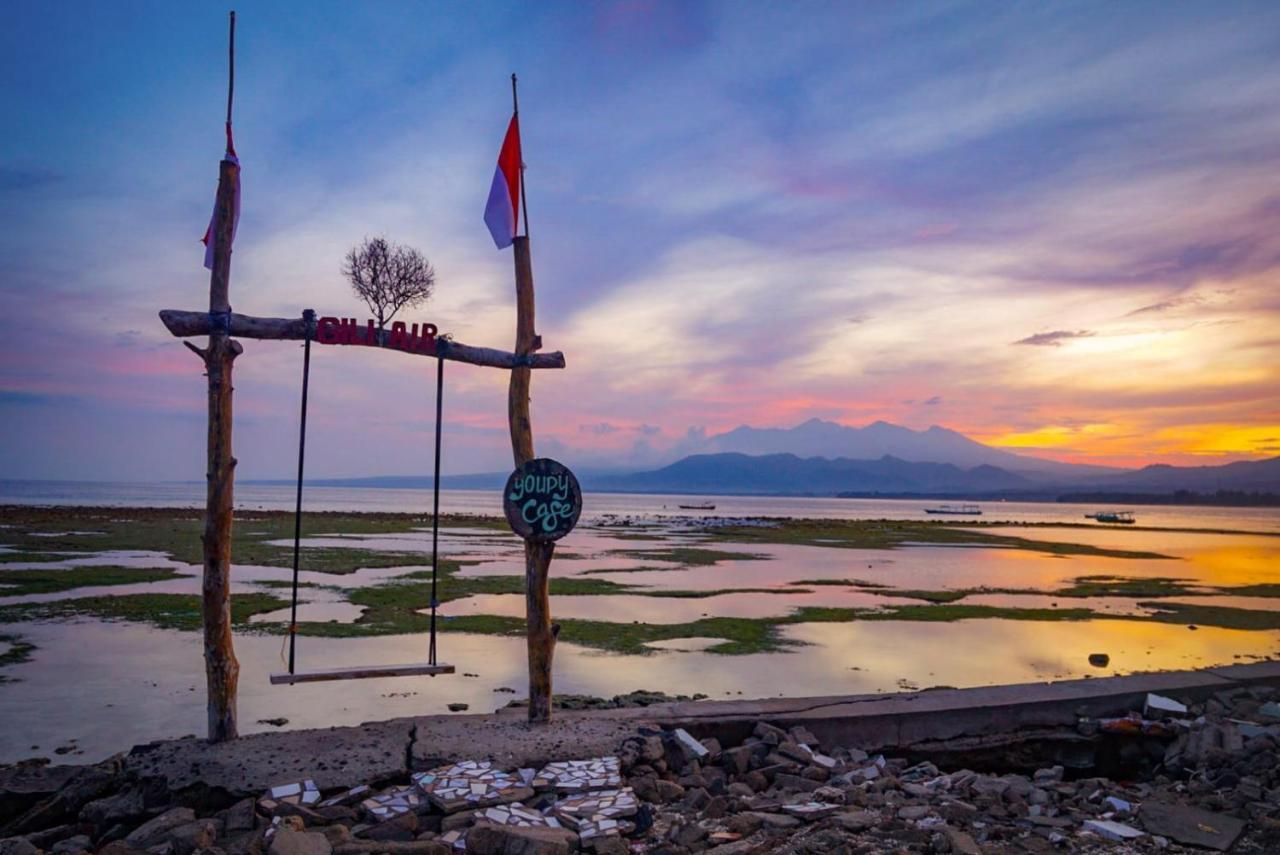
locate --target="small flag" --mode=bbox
[201,124,241,269]
[483,115,521,249]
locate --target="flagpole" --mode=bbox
[511,73,530,238]
[226,12,236,153]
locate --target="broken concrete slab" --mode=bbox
[124,720,415,797]
[1144,693,1189,718]
[1082,818,1144,841]
[410,714,639,772]
[1140,801,1246,852]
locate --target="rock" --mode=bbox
[788,726,819,747]
[640,737,665,764]
[98,842,145,855]
[333,843,446,855]
[750,811,800,829]
[220,800,257,836]
[774,742,811,765]
[464,821,576,855]
[585,837,627,855]
[50,835,91,855]
[23,823,77,850]
[127,808,199,850]
[362,814,418,843]
[169,821,218,855]
[446,704,468,713]
[0,762,82,828]
[270,803,329,825]
[1140,801,1246,851]
[1032,766,1063,785]
[720,746,753,776]
[5,763,120,834]
[672,821,708,847]
[268,831,331,855]
[653,780,685,804]
[79,786,150,829]
[320,827,351,848]
[0,839,39,855]
[751,722,786,746]
[942,826,981,855]
[1087,653,1110,667]
[772,773,821,793]
[835,811,879,832]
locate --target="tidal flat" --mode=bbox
[1,503,1278,762]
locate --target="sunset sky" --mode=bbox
[2,1,1278,480]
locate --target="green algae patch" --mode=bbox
[0,566,187,596]
[1222,584,1280,598]
[0,592,286,632]
[1054,575,1198,598]
[868,604,1098,622]
[0,505,510,574]
[608,547,769,566]
[1139,602,1280,631]
[0,632,36,683]
[701,518,1171,560]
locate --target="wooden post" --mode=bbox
[199,157,243,742]
[508,236,556,723]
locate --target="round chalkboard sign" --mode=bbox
[503,458,582,542]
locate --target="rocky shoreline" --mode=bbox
[3,680,1280,854]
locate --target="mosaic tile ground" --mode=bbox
[533,756,622,793]
[413,760,532,812]
[263,780,320,806]
[360,785,424,821]
[475,802,563,829]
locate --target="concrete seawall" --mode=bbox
[113,661,1280,798]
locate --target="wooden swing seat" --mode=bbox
[269,662,455,685]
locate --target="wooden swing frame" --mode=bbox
[163,15,563,740]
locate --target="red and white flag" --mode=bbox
[201,125,241,269]
[483,115,521,249]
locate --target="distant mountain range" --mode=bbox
[590,452,1280,498]
[694,418,1118,481]
[251,419,1280,500]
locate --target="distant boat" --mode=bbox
[678,502,716,511]
[1085,511,1136,524]
[924,504,982,516]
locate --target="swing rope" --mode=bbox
[286,311,315,674]
[284,311,445,676]
[428,356,444,666]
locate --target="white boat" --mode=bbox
[1085,511,1136,524]
[924,504,982,516]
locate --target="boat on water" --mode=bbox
[1085,511,1136,524]
[923,504,982,515]
[678,502,716,511]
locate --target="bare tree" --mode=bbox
[342,237,436,329]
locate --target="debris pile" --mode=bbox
[2,685,1279,853]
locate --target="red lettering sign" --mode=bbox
[315,316,437,355]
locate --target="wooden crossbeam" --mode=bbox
[269,662,455,684]
[159,309,566,370]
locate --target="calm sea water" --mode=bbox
[2,479,1279,764]
[1,479,1277,532]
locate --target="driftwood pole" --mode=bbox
[508,236,557,723]
[191,11,242,742]
[198,157,243,741]
[506,74,557,724]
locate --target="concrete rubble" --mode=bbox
[2,678,1280,853]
